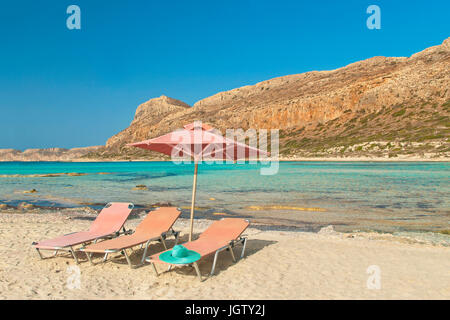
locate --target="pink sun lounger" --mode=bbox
[32,202,134,263]
[146,218,249,281]
[79,207,181,268]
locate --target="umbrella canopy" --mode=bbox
[128,121,269,240]
[128,122,267,161]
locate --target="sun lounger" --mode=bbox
[146,218,249,281]
[80,207,181,268]
[32,202,134,263]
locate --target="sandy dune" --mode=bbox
[0,212,449,299]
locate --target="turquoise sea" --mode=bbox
[0,161,449,235]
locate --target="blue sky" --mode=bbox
[1,0,449,150]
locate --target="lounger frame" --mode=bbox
[32,227,131,264]
[80,228,180,268]
[147,232,248,282]
[32,203,134,264]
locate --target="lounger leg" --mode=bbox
[141,240,151,264]
[240,238,247,259]
[151,263,159,276]
[69,246,79,264]
[173,231,180,246]
[210,250,220,276]
[160,236,167,250]
[35,248,44,259]
[53,250,59,257]
[122,249,132,268]
[103,253,108,262]
[167,265,172,271]
[228,245,236,262]
[85,251,94,265]
[193,262,202,282]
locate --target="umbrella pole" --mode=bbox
[189,161,198,241]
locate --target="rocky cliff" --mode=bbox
[88,37,448,160]
[2,38,449,161]
[105,95,190,149]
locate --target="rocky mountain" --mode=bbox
[105,95,190,149]
[85,37,448,160]
[0,146,103,161]
[2,38,448,161]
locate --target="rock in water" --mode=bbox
[17,202,34,210]
[132,185,149,191]
[318,225,336,235]
[152,201,173,207]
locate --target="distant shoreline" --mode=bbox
[0,157,449,163]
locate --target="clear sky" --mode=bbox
[1,0,449,150]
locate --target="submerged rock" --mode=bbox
[23,189,38,194]
[66,172,87,176]
[132,185,148,191]
[17,202,34,210]
[212,212,228,216]
[180,206,208,211]
[152,201,173,207]
[246,205,326,212]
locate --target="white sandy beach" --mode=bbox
[0,212,449,300]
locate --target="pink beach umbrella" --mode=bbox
[128,121,268,241]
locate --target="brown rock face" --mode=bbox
[100,37,449,159]
[190,39,449,130]
[106,95,190,150]
[3,39,447,161]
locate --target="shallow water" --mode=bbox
[0,161,449,234]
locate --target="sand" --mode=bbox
[0,212,449,300]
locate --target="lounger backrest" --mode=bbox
[199,218,249,242]
[135,207,181,236]
[89,202,133,235]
